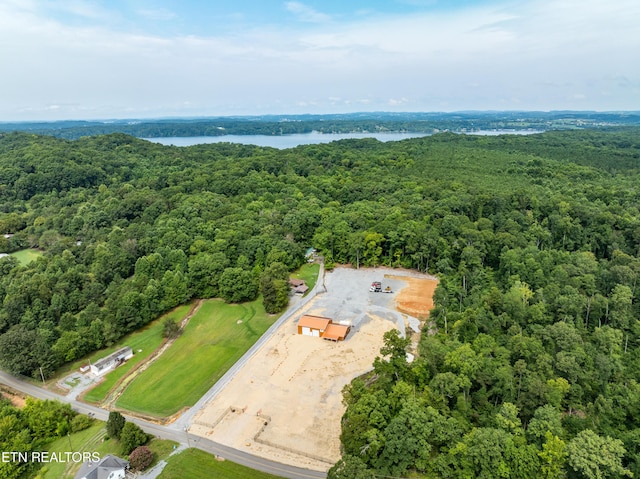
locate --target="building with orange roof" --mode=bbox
[322,323,350,342]
[297,315,350,341]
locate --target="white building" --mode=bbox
[74,454,129,479]
[90,347,133,376]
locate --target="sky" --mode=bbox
[0,0,639,121]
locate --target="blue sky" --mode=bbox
[0,0,638,120]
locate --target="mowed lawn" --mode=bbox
[116,299,274,417]
[10,248,43,265]
[158,448,284,479]
[37,421,177,479]
[82,304,192,404]
[291,263,320,293]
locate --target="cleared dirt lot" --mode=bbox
[190,266,438,471]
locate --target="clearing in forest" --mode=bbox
[9,248,43,265]
[190,266,438,472]
[115,298,275,418]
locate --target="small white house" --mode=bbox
[74,454,129,479]
[90,347,133,376]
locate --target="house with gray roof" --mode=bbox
[74,454,129,479]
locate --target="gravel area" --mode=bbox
[189,266,438,472]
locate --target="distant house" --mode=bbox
[74,454,129,479]
[305,247,317,263]
[297,315,350,341]
[90,347,133,376]
[289,278,309,295]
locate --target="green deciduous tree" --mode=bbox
[539,432,567,479]
[450,427,514,479]
[260,261,290,314]
[120,421,148,455]
[162,317,180,339]
[373,330,410,383]
[566,429,632,479]
[327,455,375,479]
[0,325,59,378]
[218,267,258,303]
[377,399,433,475]
[106,411,125,439]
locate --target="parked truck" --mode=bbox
[369,281,392,293]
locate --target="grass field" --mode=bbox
[10,248,42,265]
[116,299,275,417]
[81,304,192,404]
[35,421,177,479]
[291,263,320,293]
[158,448,284,479]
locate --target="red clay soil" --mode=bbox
[1,390,26,408]
[388,276,439,319]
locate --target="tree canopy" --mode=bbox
[1,128,640,476]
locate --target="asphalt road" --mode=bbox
[0,370,326,479]
[0,265,329,478]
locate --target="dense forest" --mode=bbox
[1,128,640,477]
[2,111,640,139]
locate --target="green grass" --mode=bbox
[80,304,192,404]
[10,248,43,265]
[291,263,320,293]
[146,438,181,469]
[116,299,275,417]
[35,422,115,479]
[35,422,177,479]
[158,448,284,479]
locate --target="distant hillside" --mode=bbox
[1,111,639,139]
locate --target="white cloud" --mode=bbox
[284,2,331,23]
[388,98,409,106]
[46,0,117,21]
[0,0,639,119]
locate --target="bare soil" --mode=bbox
[387,274,438,318]
[1,389,26,408]
[189,266,438,471]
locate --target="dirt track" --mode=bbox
[190,266,437,471]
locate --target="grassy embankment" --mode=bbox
[79,305,192,403]
[158,448,284,479]
[34,421,177,479]
[116,263,320,418]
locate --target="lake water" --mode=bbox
[142,129,542,149]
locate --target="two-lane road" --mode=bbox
[0,264,329,478]
[0,371,326,479]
